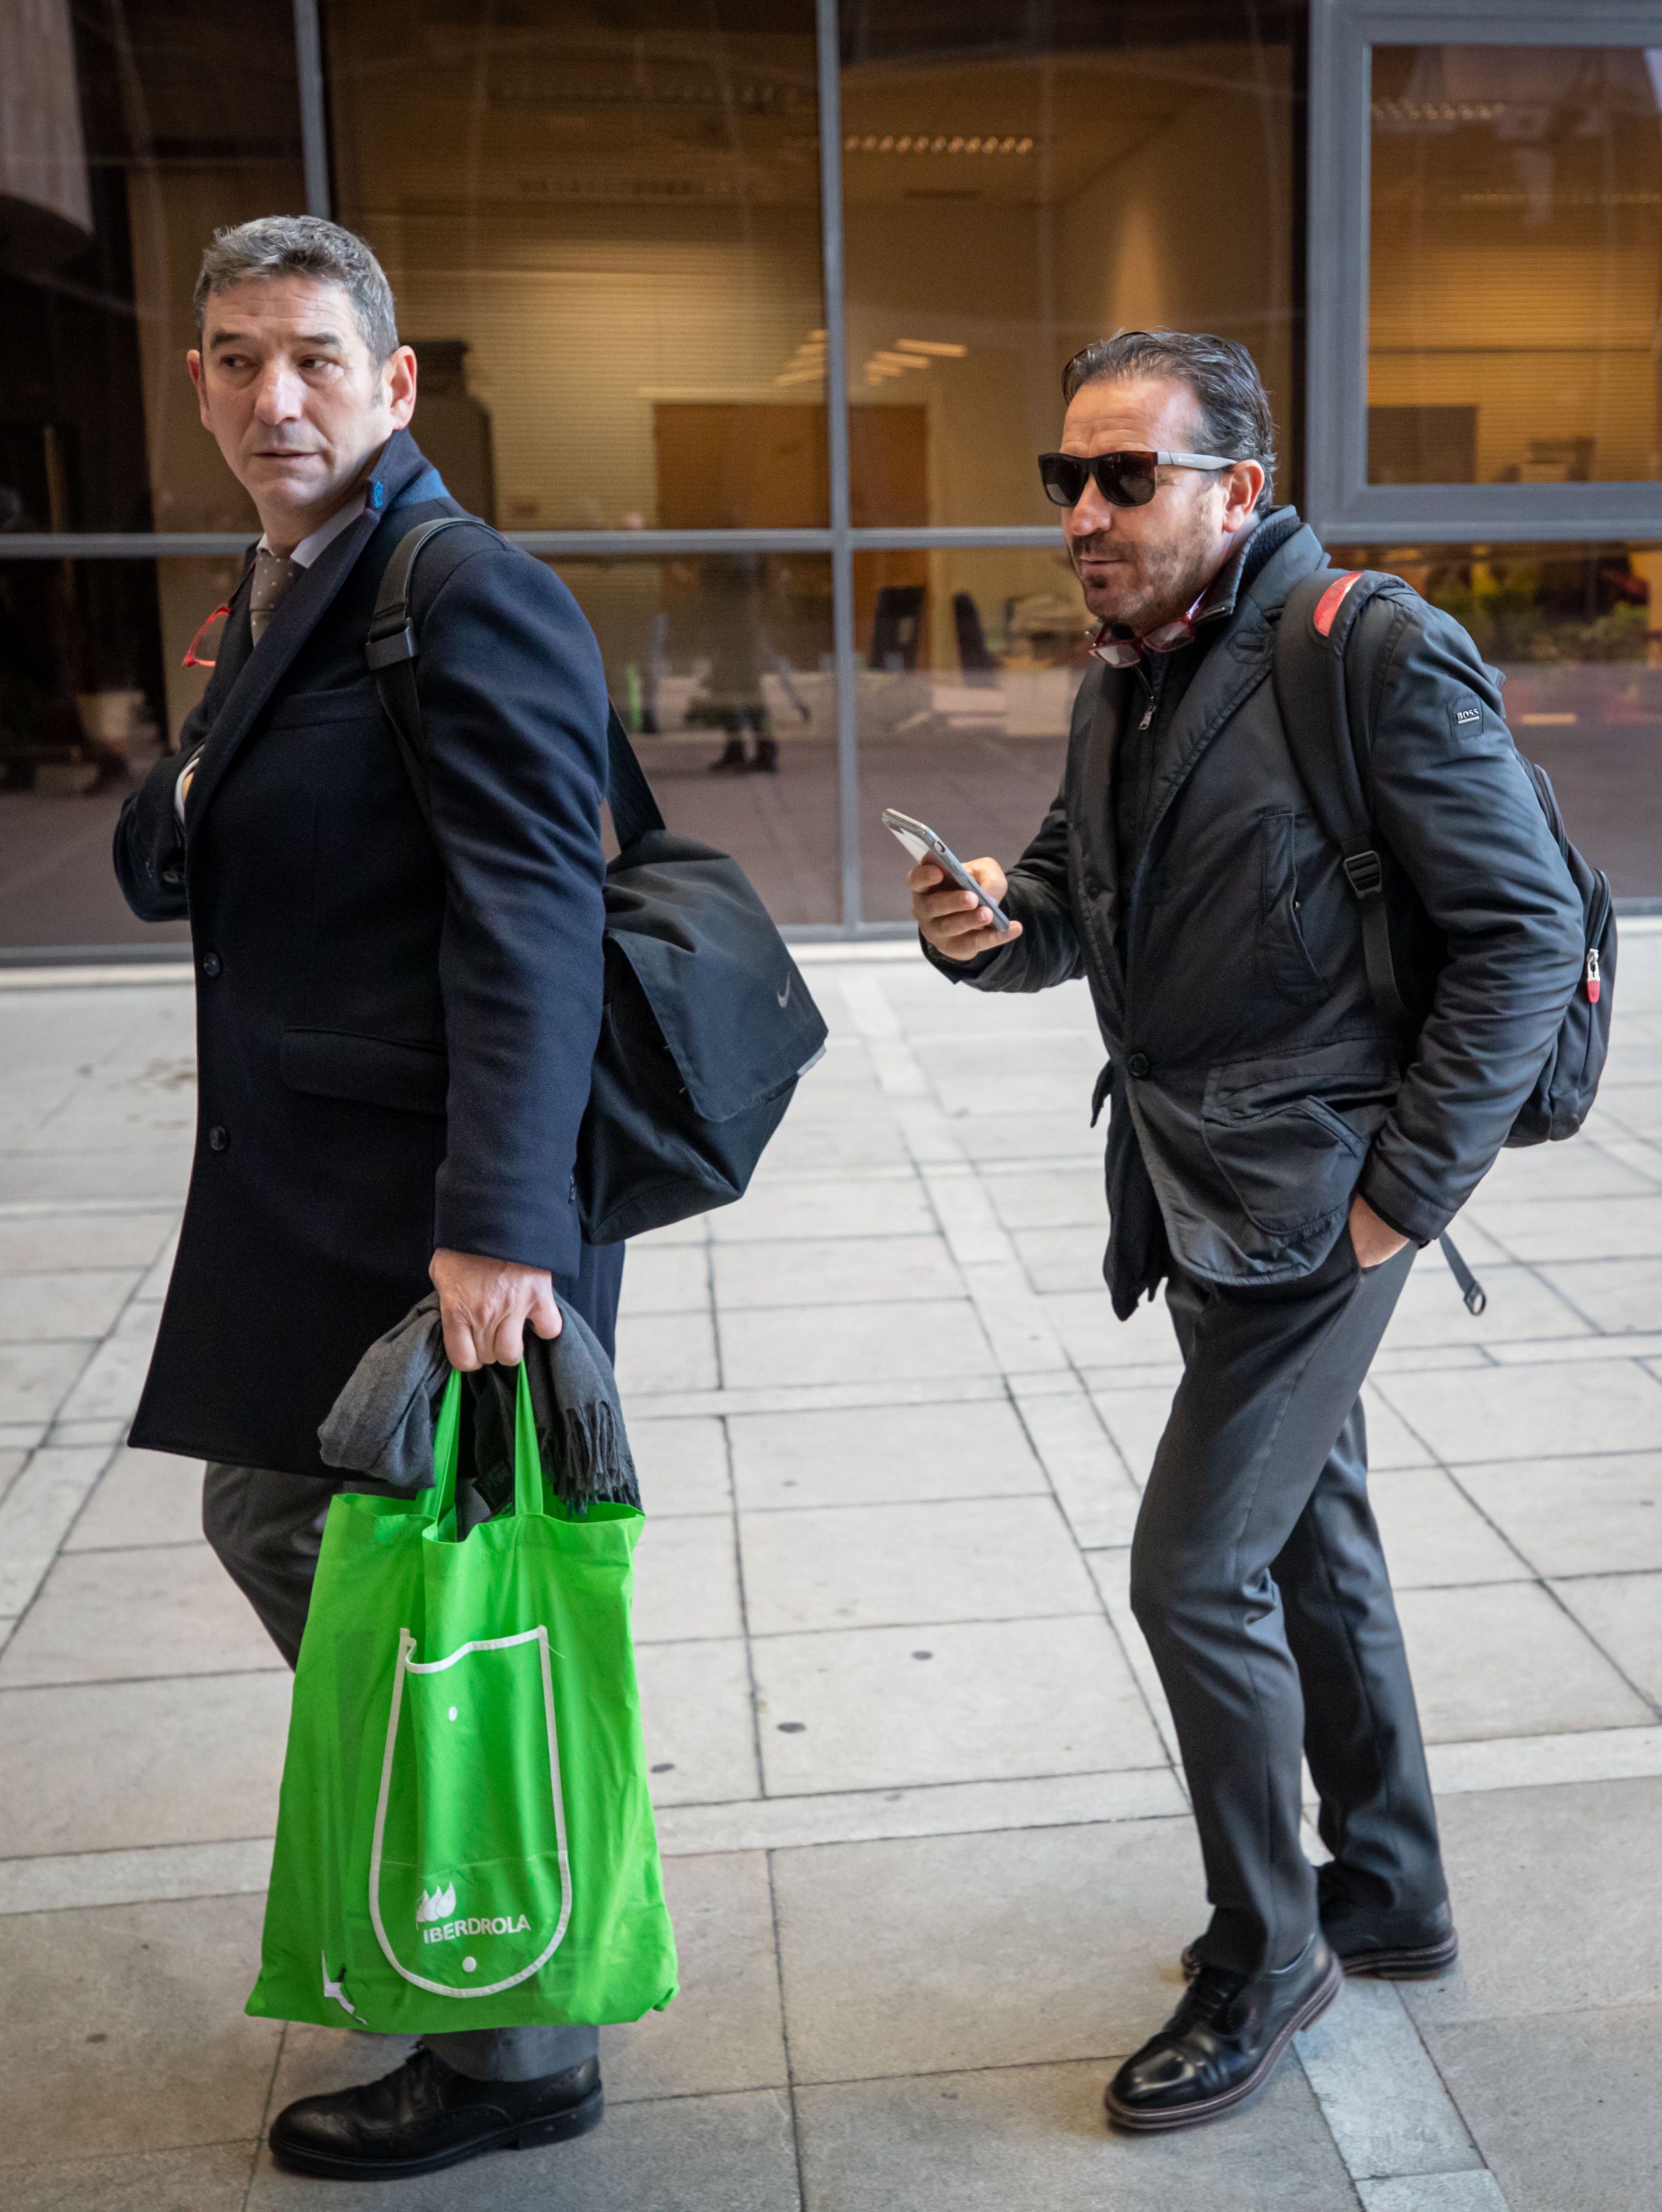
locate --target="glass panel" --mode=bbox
[838,2,1298,526]
[858,545,1089,924]
[1368,46,1662,485]
[0,0,305,537]
[0,555,242,952]
[1330,541,1662,898]
[323,0,826,531]
[552,554,838,925]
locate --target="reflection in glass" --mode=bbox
[0,556,246,951]
[1368,47,1662,485]
[552,556,837,926]
[1332,541,1662,898]
[839,3,1297,527]
[858,547,1090,924]
[324,0,827,533]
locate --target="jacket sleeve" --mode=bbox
[1356,599,1584,1242]
[413,543,610,1276]
[112,697,209,921]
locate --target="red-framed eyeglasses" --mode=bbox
[182,602,232,669]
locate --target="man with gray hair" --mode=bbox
[115,216,622,2179]
[908,329,1583,2132]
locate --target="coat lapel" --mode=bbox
[1074,669,1127,1009]
[182,430,439,834]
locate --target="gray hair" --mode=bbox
[1062,328,1277,512]
[193,216,399,363]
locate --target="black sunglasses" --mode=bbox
[1038,449,1243,509]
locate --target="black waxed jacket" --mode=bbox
[929,513,1585,1305]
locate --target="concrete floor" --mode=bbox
[1,937,1660,2209]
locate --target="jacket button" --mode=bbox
[207,1124,229,1152]
[1127,1052,1151,1079]
[201,951,222,978]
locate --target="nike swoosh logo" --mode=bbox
[776,976,792,1009]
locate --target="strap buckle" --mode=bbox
[1342,848,1385,900]
[365,618,417,670]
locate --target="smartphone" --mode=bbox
[881,809,1011,933]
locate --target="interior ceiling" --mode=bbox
[329,26,1257,218]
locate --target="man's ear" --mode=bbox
[1223,459,1266,531]
[187,349,212,429]
[386,344,418,431]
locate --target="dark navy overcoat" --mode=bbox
[115,430,609,1474]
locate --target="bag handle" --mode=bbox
[427,1363,544,1533]
[368,518,665,848]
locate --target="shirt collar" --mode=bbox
[258,487,369,569]
[1089,514,1264,670]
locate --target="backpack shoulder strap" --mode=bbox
[1273,566,1413,1028]
[367,516,665,847]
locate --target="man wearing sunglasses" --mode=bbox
[911,329,1582,2133]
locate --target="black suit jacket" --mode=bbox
[926,513,1584,1308]
[115,430,611,1474]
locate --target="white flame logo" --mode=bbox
[414,1881,457,1925]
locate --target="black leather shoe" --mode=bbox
[1106,1934,1341,2132]
[1181,1874,1457,1985]
[268,2046,603,2180]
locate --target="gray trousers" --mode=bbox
[204,1459,597,2084]
[1130,1232,1446,1980]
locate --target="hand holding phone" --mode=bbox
[882,809,1022,962]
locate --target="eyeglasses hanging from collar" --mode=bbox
[182,600,232,670]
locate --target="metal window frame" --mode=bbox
[1307,0,1662,545]
[0,0,1072,943]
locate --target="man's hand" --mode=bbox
[910,857,1023,963]
[430,1248,563,1370]
[1348,1194,1409,1271]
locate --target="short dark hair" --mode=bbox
[1062,328,1277,511]
[193,216,399,363]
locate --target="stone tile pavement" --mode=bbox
[1,935,1660,2210]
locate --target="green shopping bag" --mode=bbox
[247,1364,677,2033]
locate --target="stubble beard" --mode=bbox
[1073,505,1222,636]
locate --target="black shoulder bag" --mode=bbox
[367,516,828,1244]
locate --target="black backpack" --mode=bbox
[367,517,828,1244]
[1273,566,1616,1310]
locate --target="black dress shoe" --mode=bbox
[1105,1934,1341,2132]
[268,2045,603,2180]
[1181,1874,1458,1985]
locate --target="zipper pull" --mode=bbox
[1138,701,1154,731]
[1585,947,1601,1005]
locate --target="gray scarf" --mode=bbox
[319,1291,639,1513]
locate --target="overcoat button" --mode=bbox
[201,952,222,977]
[207,1124,229,1152]
[1127,1052,1151,1079]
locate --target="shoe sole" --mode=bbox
[268,2085,605,2180]
[1181,1932,1459,1985]
[1105,1953,1342,2134]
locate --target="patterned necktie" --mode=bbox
[249,546,300,644]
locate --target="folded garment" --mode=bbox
[319,1290,639,1512]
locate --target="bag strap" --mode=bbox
[1273,567,1413,1029]
[368,517,665,848]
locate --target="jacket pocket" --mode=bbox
[1202,1042,1396,1238]
[1257,809,1328,1006]
[279,1029,448,1117]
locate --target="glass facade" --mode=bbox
[2,0,1658,958]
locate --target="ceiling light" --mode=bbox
[871,350,929,370]
[894,339,966,357]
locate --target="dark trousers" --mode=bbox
[203,1240,626,2084]
[1129,1234,1446,1980]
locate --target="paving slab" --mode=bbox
[751,1612,1163,1795]
[616,1241,710,1316]
[613,1306,720,1396]
[1373,1358,1662,1465]
[0,1892,281,2166]
[1549,1569,1662,1703]
[1456,1452,1662,1578]
[1368,1468,1528,1589]
[1395,1581,1652,1741]
[0,1540,278,1685]
[0,1670,291,1855]
[718,1295,995,1392]
[627,1413,731,1516]
[0,1268,144,1343]
[1419,2004,1662,2212]
[631,1513,743,1644]
[728,1396,1044,1513]
[1,2141,257,2212]
[796,2054,1355,2211]
[707,1173,932,1244]
[714,1231,963,1309]
[774,1814,1204,2082]
[635,1635,761,1807]
[1402,1776,1662,2026]
[64,1444,212,1552]
[739,1494,1098,1635]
